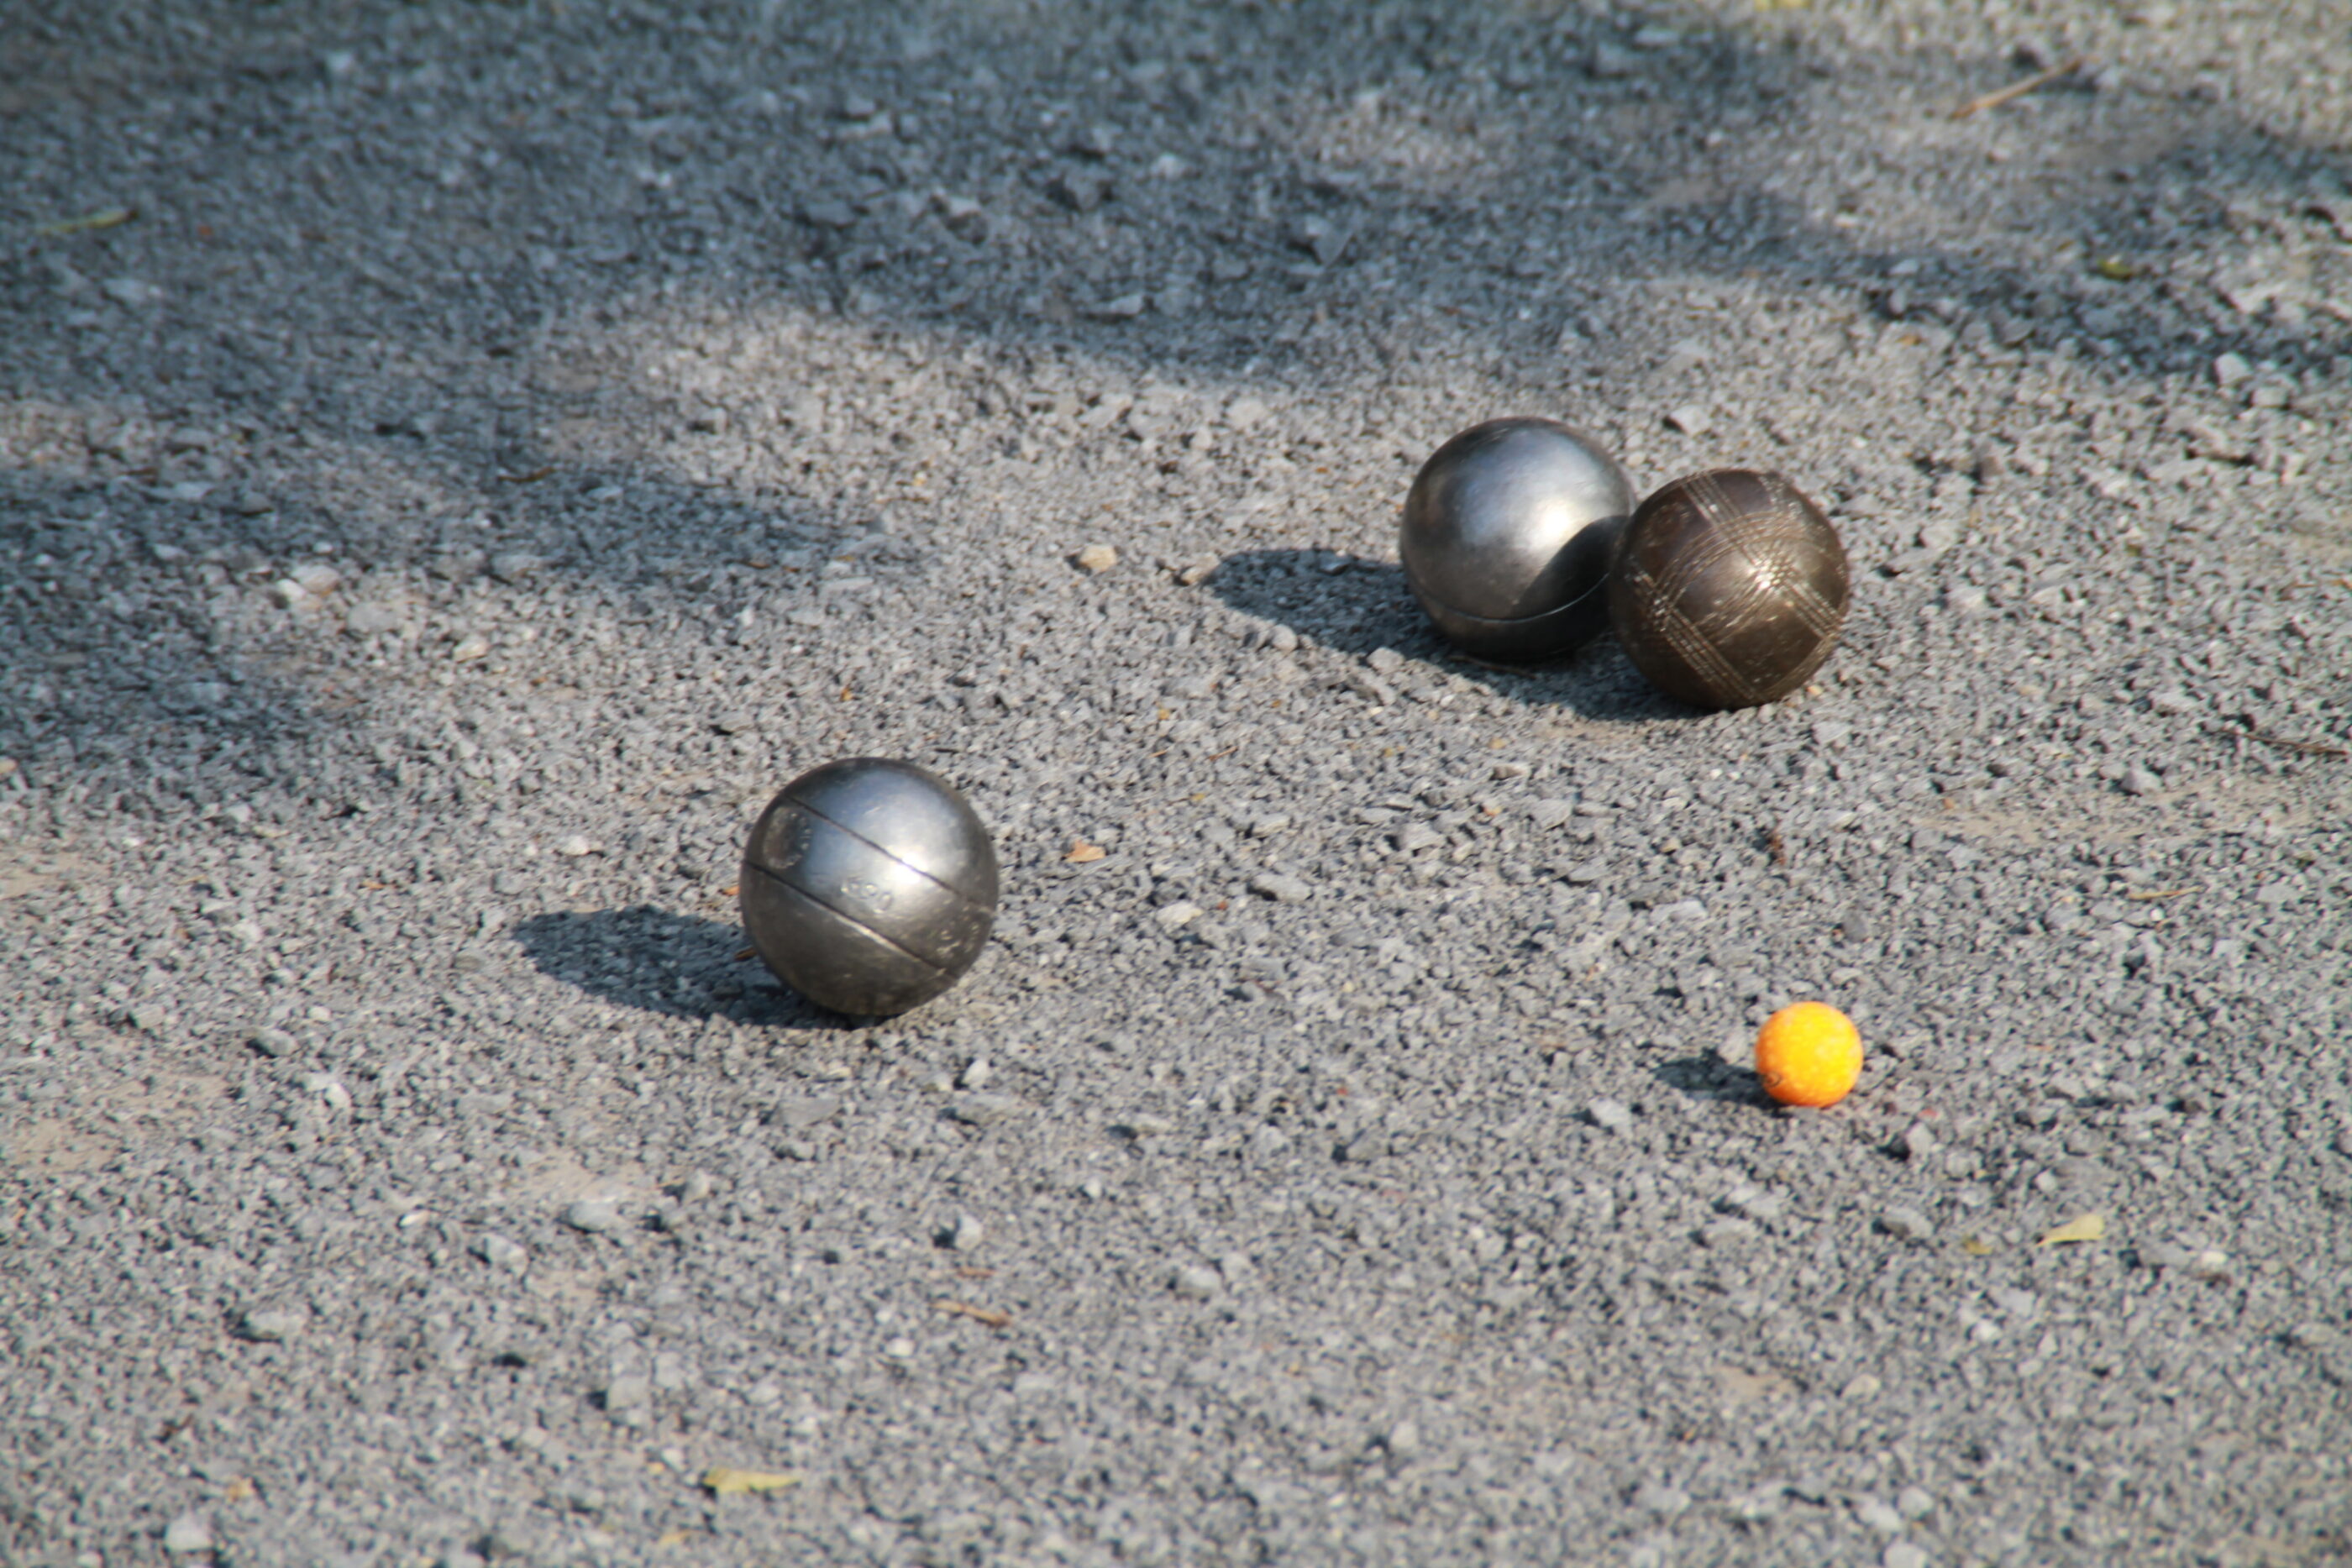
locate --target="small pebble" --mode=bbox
[475,1232,529,1270]
[1074,543,1118,574]
[1896,1487,1936,1522]
[948,1213,987,1251]
[557,834,598,857]
[248,1027,299,1058]
[1856,1497,1906,1535]
[289,562,342,596]
[564,1200,621,1233]
[1664,403,1712,437]
[1248,873,1312,905]
[958,1057,993,1089]
[164,1512,215,1555]
[1169,1263,1221,1300]
[1153,901,1204,930]
[1883,1544,1929,1568]
[1588,1099,1632,1132]
[946,1093,1019,1127]
[1881,1207,1935,1242]
[238,1306,307,1342]
[1633,1482,1689,1518]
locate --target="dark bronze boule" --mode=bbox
[1609,469,1850,711]
[739,758,998,1017]
[1400,417,1635,662]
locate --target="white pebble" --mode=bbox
[1632,1482,1688,1518]
[476,1232,528,1270]
[163,1512,215,1554]
[564,1200,622,1233]
[1856,1496,1906,1534]
[239,1306,307,1342]
[1169,1263,1221,1300]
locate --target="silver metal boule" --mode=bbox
[1400,417,1636,661]
[739,758,998,1017]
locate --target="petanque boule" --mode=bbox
[1609,467,1851,711]
[739,758,999,1017]
[1399,417,1636,662]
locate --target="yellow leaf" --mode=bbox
[1961,1233,1997,1256]
[655,1529,698,1546]
[36,206,134,238]
[2038,1213,2106,1246]
[2092,255,2142,281]
[701,1466,802,1497]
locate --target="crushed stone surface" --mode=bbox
[3,2,2349,1564]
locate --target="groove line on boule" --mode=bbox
[776,794,995,918]
[741,859,953,977]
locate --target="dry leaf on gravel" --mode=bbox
[701,1467,802,1497]
[36,206,134,237]
[937,1299,1013,1328]
[2038,1213,2107,1246]
[1066,840,1106,863]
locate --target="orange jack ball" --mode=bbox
[1754,1002,1862,1108]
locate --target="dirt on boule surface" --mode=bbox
[3,3,2349,1565]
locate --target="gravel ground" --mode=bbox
[4,2,2351,1565]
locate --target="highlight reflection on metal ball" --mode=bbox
[1400,417,1635,662]
[1609,469,1851,711]
[739,758,998,1017]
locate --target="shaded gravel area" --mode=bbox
[3,2,2349,1564]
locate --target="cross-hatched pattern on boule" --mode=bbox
[1609,468,1851,711]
